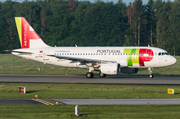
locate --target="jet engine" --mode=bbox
[100,63,120,75]
[121,67,139,74]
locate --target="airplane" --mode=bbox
[12,17,177,78]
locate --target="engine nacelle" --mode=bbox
[100,63,120,75]
[121,67,139,74]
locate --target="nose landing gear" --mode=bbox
[148,68,154,78]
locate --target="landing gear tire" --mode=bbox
[99,73,106,78]
[149,74,154,78]
[86,72,94,78]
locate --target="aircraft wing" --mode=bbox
[48,55,111,64]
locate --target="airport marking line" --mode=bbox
[32,99,54,105]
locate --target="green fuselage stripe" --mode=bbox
[124,49,140,66]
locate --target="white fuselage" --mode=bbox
[12,46,177,69]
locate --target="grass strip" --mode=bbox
[0,83,180,99]
[0,105,180,119]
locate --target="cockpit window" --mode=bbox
[158,52,169,56]
[165,52,169,55]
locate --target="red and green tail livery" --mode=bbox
[15,17,40,48]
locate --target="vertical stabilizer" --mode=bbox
[15,17,49,48]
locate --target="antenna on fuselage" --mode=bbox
[148,44,150,47]
[75,44,78,47]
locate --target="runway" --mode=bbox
[54,99,180,105]
[1,99,180,105]
[0,74,180,84]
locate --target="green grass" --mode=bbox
[0,105,180,119]
[0,83,180,99]
[0,54,180,76]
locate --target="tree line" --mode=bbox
[0,0,180,56]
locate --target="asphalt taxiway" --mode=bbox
[0,74,180,84]
[0,99,42,105]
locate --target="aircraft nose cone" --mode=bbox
[168,56,177,66]
[171,57,177,65]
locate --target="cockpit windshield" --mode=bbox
[158,52,169,56]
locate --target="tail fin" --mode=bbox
[15,17,49,49]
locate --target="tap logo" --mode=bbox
[124,49,154,66]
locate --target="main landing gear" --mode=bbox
[99,72,106,78]
[86,72,94,78]
[86,72,107,78]
[86,67,94,78]
[86,66,106,78]
[148,68,154,78]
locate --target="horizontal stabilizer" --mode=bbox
[11,50,33,54]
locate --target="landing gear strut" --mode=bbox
[148,68,154,78]
[99,72,106,78]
